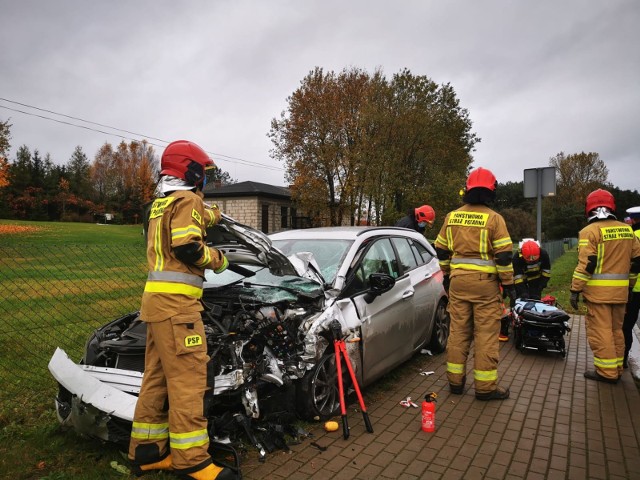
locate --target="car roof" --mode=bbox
[270,226,425,241]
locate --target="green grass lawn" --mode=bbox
[0,220,583,479]
[0,220,149,480]
[544,247,581,314]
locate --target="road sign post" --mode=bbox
[523,167,556,243]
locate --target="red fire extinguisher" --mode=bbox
[421,392,438,432]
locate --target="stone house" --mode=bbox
[202,181,311,233]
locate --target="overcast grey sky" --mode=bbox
[1,1,638,191]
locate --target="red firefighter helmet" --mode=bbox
[466,167,497,192]
[415,205,436,226]
[160,140,214,186]
[585,189,615,215]
[520,240,541,263]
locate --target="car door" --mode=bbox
[347,237,414,385]
[390,236,434,351]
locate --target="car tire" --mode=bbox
[296,352,350,420]
[427,299,450,354]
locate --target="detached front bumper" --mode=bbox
[48,348,141,440]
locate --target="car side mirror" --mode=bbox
[364,273,395,304]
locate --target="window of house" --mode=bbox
[281,206,288,229]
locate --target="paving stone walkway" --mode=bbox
[239,315,640,479]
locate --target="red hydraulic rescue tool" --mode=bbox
[330,319,374,440]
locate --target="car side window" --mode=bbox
[391,237,418,272]
[361,238,399,280]
[413,240,433,264]
[344,238,399,297]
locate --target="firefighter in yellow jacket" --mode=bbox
[434,167,516,400]
[623,206,640,368]
[570,189,640,384]
[128,140,236,480]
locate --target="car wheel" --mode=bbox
[427,299,450,354]
[297,352,350,420]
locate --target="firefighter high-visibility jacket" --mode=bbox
[434,203,514,394]
[140,190,226,322]
[129,189,226,473]
[572,218,640,380]
[571,219,640,303]
[633,227,640,294]
[623,226,640,366]
[434,204,514,284]
[513,248,551,298]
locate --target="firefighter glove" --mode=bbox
[443,275,450,294]
[570,291,580,310]
[214,255,228,274]
[503,284,517,309]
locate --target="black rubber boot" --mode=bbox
[130,454,172,476]
[499,317,510,341]
[475,385,510,401]
[449,376,466,394]
[584,370,619,384]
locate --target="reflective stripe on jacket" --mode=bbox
[571,219,640,303]
[512,249,551,285]
[434,204,514,284]
[140,190,224,321]
[634,229,640,293]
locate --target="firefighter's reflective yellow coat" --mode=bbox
[571,219,640,379]
[434,204,514,394]
[129,190,225,473]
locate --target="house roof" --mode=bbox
[203,181,291,200]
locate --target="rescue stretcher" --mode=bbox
[511,296,571,357]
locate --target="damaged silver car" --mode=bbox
[49,217,449,454]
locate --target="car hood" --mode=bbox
[207,213,324,284]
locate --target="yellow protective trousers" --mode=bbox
[446,273,503,394]
[584,301,625,379]
[128,313,212,473]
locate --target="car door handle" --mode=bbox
[402,290,414,299]
[424,272,434,279]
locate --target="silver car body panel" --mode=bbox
[271,227,445,387]
[49,347,138,423]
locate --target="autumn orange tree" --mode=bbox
[0,119,11,189]
[269,67,480,226]
[0,137,157,222]
[91,140,158,222]
[0,156,8,189]
[543,151,611,238]
[550,151,609,205]
[492,152,640,241]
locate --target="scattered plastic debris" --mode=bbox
[110,461,130,475]
[419,371,435,376]
[420,349,433,355]
[310,441,328,452]
[399,396,419,408]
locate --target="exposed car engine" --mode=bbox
[56,281,326,453]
